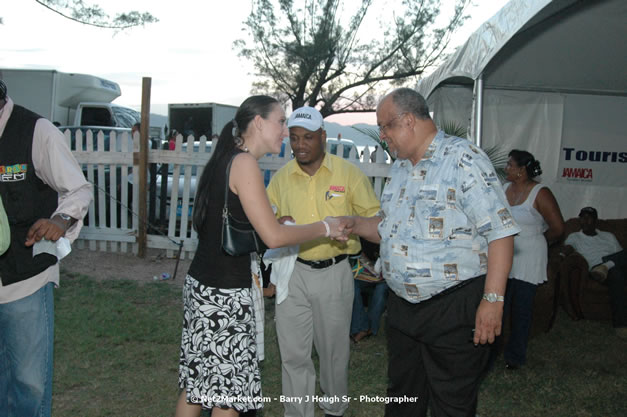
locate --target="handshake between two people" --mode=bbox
[278,215,357,242]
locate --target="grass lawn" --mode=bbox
[52,273,626,416]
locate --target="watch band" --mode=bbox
[482,293,505,303]
[58,213,72,221]
[52,213,73,232]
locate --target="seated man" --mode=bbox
[350,261,388,343]
[563,207,626,338]
[350,240,388,343]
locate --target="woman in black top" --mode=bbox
[176,96,347,417]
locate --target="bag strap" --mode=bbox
[222,153,238,217]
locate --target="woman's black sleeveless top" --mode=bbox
[188,151,252,288]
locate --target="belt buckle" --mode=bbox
[302,256,342,269]
[312,258,332,269]
[315,259,330,268]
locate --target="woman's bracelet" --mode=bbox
[321,220,330,237]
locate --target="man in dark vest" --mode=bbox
[0,79,92,417]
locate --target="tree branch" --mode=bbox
[235,0,471,116]
[34,0,157,30]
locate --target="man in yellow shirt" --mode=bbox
[267,106,380,417]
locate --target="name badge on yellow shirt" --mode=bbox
[325,185,345,201]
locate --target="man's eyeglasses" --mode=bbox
[379,113,406,135]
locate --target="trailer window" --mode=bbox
[81,107,114,127]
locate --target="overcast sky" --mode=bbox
[1,0,508,124]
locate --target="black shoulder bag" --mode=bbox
[221,154,267,256]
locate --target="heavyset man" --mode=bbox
[0,79,92,417]
[343,88,520,417]
[267,106,380,417]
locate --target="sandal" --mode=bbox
[350,330,372,343]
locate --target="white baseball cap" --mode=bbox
[287,106,324,132]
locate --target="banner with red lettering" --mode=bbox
[556,96,626,187]
[557,147,626,185]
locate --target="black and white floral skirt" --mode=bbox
[178,275,262,412]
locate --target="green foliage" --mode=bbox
[439,119,468,138]
[236,0,471,117]
[438,119,509,181]
[482,145,509,182]
[351,125,395,162]
[35,0,158,30]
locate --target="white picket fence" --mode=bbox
[65,129,391,259]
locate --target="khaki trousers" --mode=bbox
[275,259,353,417]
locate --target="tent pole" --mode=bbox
[474,74,484,147]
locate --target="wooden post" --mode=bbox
[137,77,151,258]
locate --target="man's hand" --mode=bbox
[323,216,355,241]
[278,216,295,225]
[474,236,512,345]
[324,216,350,241]
[473,300,503,345]
[25,218,67,247]
[335,216,356,236]
[263,283,276,297]
[330,215,382,244]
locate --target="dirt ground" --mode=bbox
[59,246,192,286]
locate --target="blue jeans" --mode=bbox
[503,278,537,366]
[0,282,54,417]
[350,279,388,336]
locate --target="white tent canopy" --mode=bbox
[417,0,627,219]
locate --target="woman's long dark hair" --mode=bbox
[192,95,279,233]
[509,149,543,179]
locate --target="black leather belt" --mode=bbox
[296,254,348,269]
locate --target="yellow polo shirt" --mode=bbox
[267,153,380,260]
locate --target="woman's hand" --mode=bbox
[324,216,351,241]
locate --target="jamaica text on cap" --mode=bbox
[287,106,324,131]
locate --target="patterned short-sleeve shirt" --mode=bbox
[378,131,520,303]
